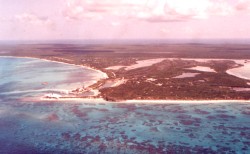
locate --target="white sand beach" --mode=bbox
[125,99,250,104]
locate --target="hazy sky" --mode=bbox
[0,0,250,40]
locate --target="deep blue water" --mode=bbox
[0,57,250,153]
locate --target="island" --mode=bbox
[1,43,250,101]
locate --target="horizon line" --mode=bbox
[1,38,250,45]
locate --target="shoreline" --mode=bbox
[0,55,108,79]
[0,55,108,88]
[0,55,109,100]
[2,55,250,103]
[38,97,250,104]
[124,99,250,104]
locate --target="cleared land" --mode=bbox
[1,43,250,101]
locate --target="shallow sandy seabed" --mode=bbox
[106,58,250,80]
[105,58,166,70]
[226,62,250,80]
[173,58,250,80]
[186,66,216,73]
[174,73,200,78]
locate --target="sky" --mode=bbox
[0,0,250,40]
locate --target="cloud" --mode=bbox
[63,0,234,22]
[134,0,233,22]
[0,17,8,22]
[63,0,110,20]
[15,13,53,26]
[236,0,250,11]
[161,28,170,34]
[111,21,121,26]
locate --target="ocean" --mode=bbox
[0,57,249,153]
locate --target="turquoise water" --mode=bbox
[0,57,250,153]
[0,57,102,100]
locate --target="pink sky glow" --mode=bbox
[0,0,250,40]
